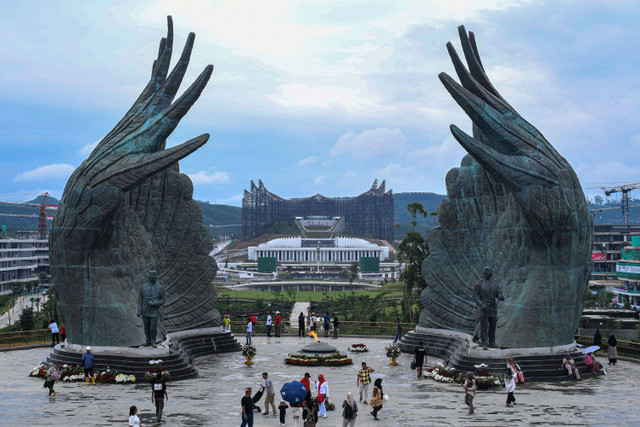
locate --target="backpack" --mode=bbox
[344,402,354,419]
[50,370,59,381]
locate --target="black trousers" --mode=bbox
[51,332,60,346]
[143,316,159,346]
[267,325,272,337]
[372,405,382,418]
[507,392,516,405]
[299,324,305,337]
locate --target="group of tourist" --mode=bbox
[241,364,385,426]
[47,319,66,347]
[304,312,340,339]
[244,311,296,344]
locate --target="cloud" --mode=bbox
[411,135,466,167]
[314,175,327,185]
[80,141,100,156]
[14,164,75,182]
[187,171,232,185]
[330,127,406,159]
[297,155,318,166]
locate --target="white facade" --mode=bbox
[0,238,49,294]
[248,236,389,263]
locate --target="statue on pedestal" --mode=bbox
[472,267,504,350]
[138,271,165,347]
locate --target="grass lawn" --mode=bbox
[217,284,405,301]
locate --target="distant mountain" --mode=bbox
[197,201,242,237]
[0,195,61,236]
[589,199,640,224]
[394,192,447,239]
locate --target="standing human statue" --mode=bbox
[137,270,165,347]
[472,267,504,350]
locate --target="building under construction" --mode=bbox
[242,179,394,241]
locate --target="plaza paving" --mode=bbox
[1,335,638,426]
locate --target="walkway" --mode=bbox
[1,336,638,425]
[289,301,310,327]
[0,295,48,328]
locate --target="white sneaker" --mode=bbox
[322,414,327,418]
[603,368,608,375]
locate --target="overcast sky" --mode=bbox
[1,0,639,206]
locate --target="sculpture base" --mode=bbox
[45,328,240,381]
[399,327,596,382]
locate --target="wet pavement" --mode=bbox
[1,335,638,426]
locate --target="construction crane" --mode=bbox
[0,192,57,239]
[588,183,640,225]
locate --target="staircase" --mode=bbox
[45,330,241,381]
[399,329,597,382]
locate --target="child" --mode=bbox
[463,372,477,415]
[278,401,288,426]
[129,405,141,427]
[504,369,516,407]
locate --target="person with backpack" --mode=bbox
[463,372,477,415]
[151,372,168,422]
[44,364,59,396]
[341,392,358,426]
[504,369,516,407]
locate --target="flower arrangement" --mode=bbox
[29,363,135,384]
[385,342,401,359]
[242,344,257,358]
[425,362,457,383]
[347,343,369,353]
[145,360,170,382]
[285,352,352,366]
[456,369,503,389]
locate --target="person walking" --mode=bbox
[151,372,168,422]
[246,319,253,344]
[278,401,288,426]
[241,387,255,427]
[356,362,375,404]
[275,311,282,337]
[266,312,273,337]
[262,372,277,417]
[48,320,60,347]
[341,392,358,427]
[463,372,477,415]
[413,342,427,378]
[593,329,602,353]
[504,369,516,407]
[129,405,142,427]
[44,364,59,397]
[302,399,318,427]
[394,318,402,343]
[323,312,331,338]
[316,374,329,418]
[332,313,339,339]
[369,378,384,421]
[507,356,524,384]
[298,312,305,337]
[607,334,618,365]
[562,353,581,380]
[82,346,95,385]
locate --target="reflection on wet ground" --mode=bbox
[1,336,637,426]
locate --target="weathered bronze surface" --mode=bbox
[419,26,592,348]
[50,17,219,346]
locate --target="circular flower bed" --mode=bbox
[348,343,369,353]
[285,352,352,366]
[29,363,136,384]
[424,362,503,388]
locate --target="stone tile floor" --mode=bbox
[1,335,637,426]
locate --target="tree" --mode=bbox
[398,202,431,323]
[38,271,48,289]
[19,307,35,331]
[349,262,358,285]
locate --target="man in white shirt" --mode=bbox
[246,319,253,344]
[48,320,60,347]
[266,312,273,338]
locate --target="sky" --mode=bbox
[1,0,640,207]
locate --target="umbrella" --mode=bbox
[280,381,308,404]
[581,345,599,354]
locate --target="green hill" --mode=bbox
[394,192,446,239]
[0,195,60,237]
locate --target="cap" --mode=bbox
[304,372,311,377]
[86,346,91,351]
[276,311,280,314]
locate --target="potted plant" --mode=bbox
[242,343,257,365]
[385,342,401,365]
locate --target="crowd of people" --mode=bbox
[244,311,341,344]
[241,364,385,427]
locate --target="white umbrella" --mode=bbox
[581,345,599,354]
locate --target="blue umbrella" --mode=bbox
[280,381,308,404]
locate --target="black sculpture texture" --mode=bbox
[419,26,592,348]
[50,17,219,346]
